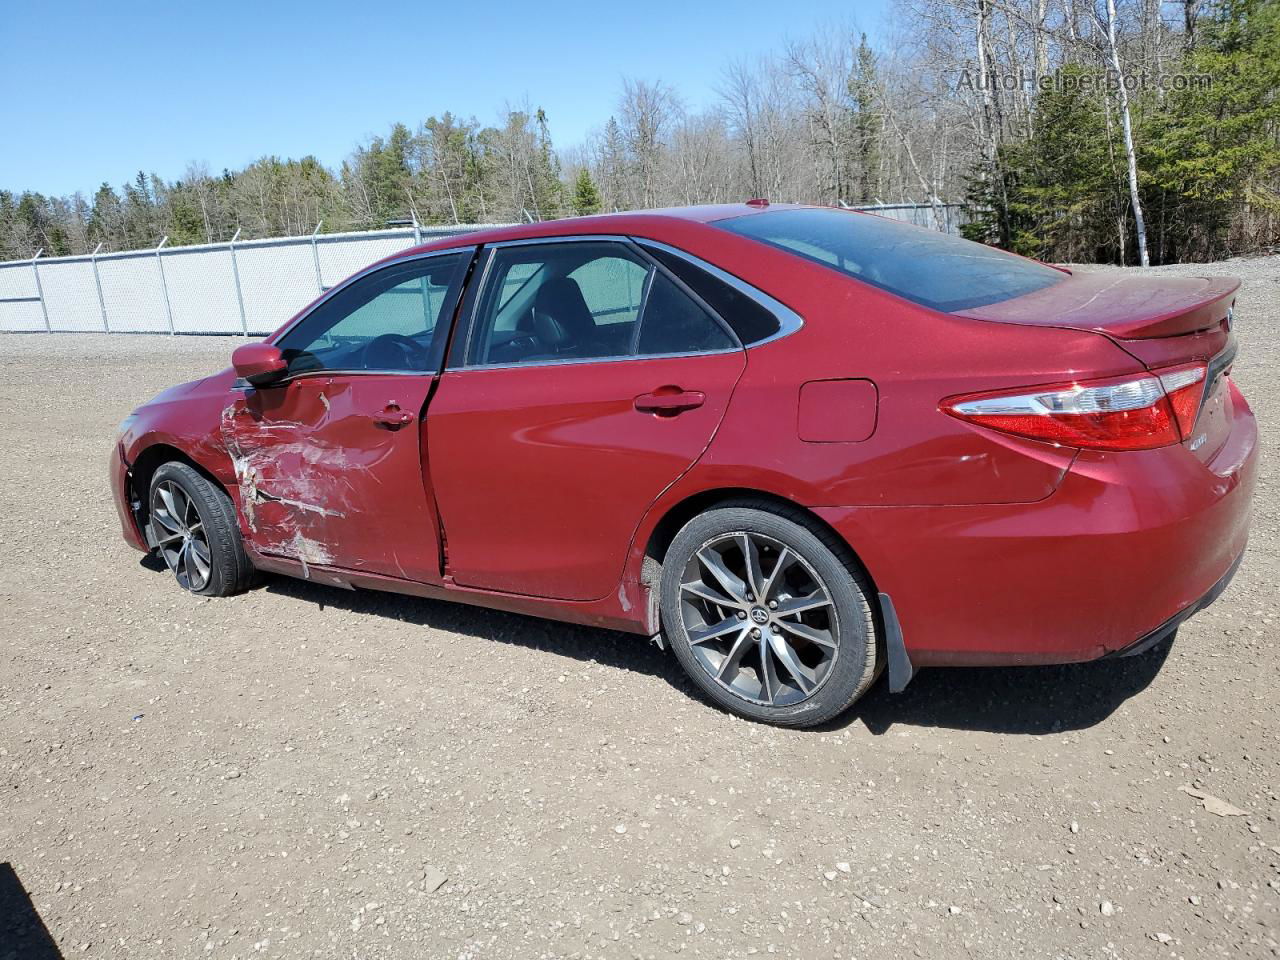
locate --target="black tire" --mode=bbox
[659,499,878,727]
[148,461,256,597]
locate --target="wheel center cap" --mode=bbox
[750,606,770,624]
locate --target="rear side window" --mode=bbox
[644,245,781,344]
[637,272,735,355]
[715,208,1064,312]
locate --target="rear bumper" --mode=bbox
[1104,546,1244,659]
[816,384,1258,667]
[110,443,149,553]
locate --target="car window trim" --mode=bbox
[452,235,750,372]
[626,265,658,356]
[446,345,745,374]
[232,367,433,390]
[460,246,499,365]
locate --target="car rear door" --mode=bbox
[427,238,747,601]
[222,249,472,581]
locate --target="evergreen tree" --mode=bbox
[1144,0,1280,260]
[600,117,628,211]
[532,108,564,218]
[571,168,602,215]
[420,113,483,223]
[848,33,882,202]
[88,183,125,249]
[121,171,158,247]
[967,66,1119,262]
[0,190,22,258]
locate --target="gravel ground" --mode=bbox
[1,256,1277,960]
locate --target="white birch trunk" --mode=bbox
[1103,0,1151,265]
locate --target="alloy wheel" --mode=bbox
[151,480,213,592]
[678,532,839,707]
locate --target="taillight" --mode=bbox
[1157,366,1208,439]
[942,363,1207,451]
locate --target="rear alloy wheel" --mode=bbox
[660,501,878,727]
[148,461,255,597]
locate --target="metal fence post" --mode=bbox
[91,242,109,331]
[31,249,50,332]
[154,236,174,334]
[311,221,324,293]
[228,228,248,336]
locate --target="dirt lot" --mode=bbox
[1,256,1277,960]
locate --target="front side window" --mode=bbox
[715,208,1065,312]
[466,241,734,366]
[278,251,469,375]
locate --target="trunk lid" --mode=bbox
[957,270,1241,463]
[955,270,1238,340]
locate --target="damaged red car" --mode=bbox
[111,204,1257,727]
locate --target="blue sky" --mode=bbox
[1,0,887,198]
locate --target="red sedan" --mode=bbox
[110,204,1257,727]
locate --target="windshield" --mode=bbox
[715,208,1065,312]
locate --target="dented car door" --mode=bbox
[222,249,472,581]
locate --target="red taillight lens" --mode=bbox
[1158,365,1209,441]
[942,364,1207,451]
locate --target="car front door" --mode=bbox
[427,238,748,601]
[223,249,471,581]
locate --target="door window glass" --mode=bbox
[468,241,736,366]
[569,256,648,329]
[277,252,468,375]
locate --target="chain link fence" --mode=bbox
[0,224,504,335]
[0,204,967,336]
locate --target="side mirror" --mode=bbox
[232,342,287,386]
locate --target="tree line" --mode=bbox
[2,0,1276,266]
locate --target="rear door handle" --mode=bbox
[634,389,706,415]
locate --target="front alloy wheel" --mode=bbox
[146,460,256,597]
[151,479,214,591]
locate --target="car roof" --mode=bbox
[399,202,814,258]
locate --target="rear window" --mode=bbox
[715,208,1064,312]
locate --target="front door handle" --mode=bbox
[372,401,413,428]
[634,389,706,416]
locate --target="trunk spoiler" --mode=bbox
[958,273,1240,340]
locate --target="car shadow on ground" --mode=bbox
[0,862,64,960]
[149,557,1173,737]
[844,640,1172,735]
